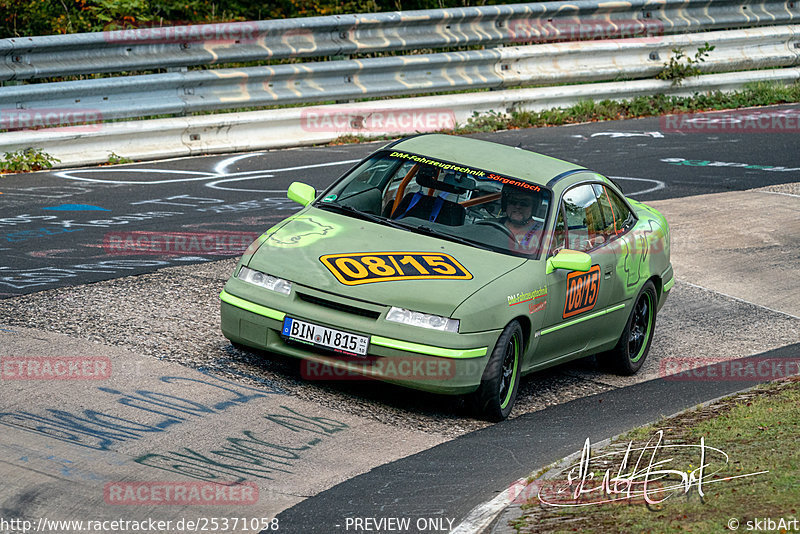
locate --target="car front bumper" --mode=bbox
[219,279,500,395]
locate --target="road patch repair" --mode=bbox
[0,184,797,532]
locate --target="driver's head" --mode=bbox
[501,185,537,226]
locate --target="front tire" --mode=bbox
[600,280,657,375]
[471,321,523,421]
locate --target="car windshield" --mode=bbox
[315,149,552,258]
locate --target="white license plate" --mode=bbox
[281,317,369,356]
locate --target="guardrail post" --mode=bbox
[330,54,355,103]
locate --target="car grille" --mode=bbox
[296,292,382,320]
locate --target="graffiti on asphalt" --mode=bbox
[0,211,183,229]
[134,406,349,482]
[130,195,226,207]
[2,226,84,243]
[42,204,109,211]
[0,373,283,451]
[0,186,95,199]
[0,260,173,288]
[661,157,800,172]
[131,195,299,213]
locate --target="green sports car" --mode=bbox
[220,134,673,420]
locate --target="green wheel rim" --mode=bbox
[499,332,519,409]
[628,292,653,363]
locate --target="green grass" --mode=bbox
[509,378,800,533]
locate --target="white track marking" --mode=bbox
[205,174,278,192]
[213,153,265,175]
[449,476,531,534]
[755,190,800,199]
[591,131,664,138]
[55,168,218,185]
[609,176,666,196]
[55,158,363,193]
[206,159,364,192]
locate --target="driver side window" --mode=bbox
[560,184,607,252]
[593,183,634,239]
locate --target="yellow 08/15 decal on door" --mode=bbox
[320,252,473,285]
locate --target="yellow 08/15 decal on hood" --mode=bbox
[320,252,473,286]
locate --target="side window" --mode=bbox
[561,184,606,251]
[593,183,634,238]
[608,186,635,232]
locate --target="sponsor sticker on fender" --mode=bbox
[320,252,472,286]
[563,265,601,318]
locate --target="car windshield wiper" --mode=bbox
[390,220,495,251]
[315,202,407,230]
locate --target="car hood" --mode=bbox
[245,207,527,316]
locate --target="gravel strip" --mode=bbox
[751,182,800,196]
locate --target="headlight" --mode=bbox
[237,266,292,295]
[386,307,459,333]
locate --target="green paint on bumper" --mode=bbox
[220,290,285,321]
[219,289,494,393]
[663,276,675,292]
[220,290,487,360]
[370,335,487,359]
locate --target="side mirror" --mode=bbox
[287,182,316,207]
[546,249,592,274]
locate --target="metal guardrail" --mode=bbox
[3,68,798,169]
[2,26,798,124]
[1,0,799,82]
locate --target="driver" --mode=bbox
[500,185,542,249]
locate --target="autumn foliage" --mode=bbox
[1,0,515,38]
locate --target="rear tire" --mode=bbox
[599,281,657,375]
[471,321,523,421]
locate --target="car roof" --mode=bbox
[390,134,585,187]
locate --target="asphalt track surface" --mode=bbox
[1,105,799,533]
[2,104,800,297]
